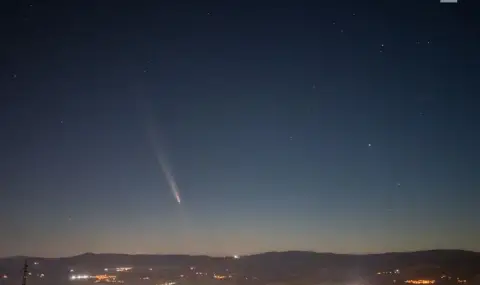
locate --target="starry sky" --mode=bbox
[0,0,479,258]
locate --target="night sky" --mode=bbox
[1,0,479,257]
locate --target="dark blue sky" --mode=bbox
[0,0,479,257]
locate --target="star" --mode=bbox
[368,143,372,147]
[12,74,17,79]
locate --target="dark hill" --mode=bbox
[1,250,479,280]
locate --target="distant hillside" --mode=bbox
[1,250,479,279]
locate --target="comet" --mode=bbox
[154,149,181,204]
[147,124,182,205]
[137,92,182,205]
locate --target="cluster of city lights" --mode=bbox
[405,280,435,284]
[94,274,119,283]
[377,269,400,275]
[104,267,132,273]
[156,282,176,285]
[213,274,232,280]
[404,278,467,284]
[70,275,90,280]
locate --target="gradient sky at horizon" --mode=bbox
[0,0,479,257]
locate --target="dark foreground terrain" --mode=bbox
[1,250,480,285]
